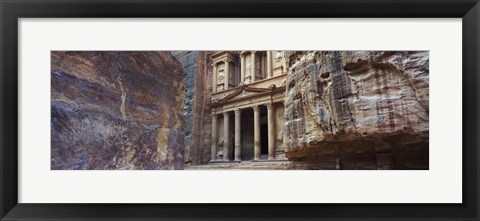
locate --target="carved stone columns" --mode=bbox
[267,103,275,160]
[253,105,261,160]
[234,109,241,161]
[267,51,272,78]
[223,112,230,161]
[251,51,256,82]
[240,55,245,83]
[210,113,217,161]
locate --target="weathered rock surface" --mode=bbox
[284,51,429,169]
[172,51,198,162]
[51,51,185,170]
[172,51,212,165]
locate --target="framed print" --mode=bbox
[1,0,479,220]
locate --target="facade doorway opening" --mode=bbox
[260,122,269,156]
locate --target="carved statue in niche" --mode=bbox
[274,51,283,63]
[274,51,287,74]
[217,70,225,84]
[277,130,283,142]
[244,62,252,84]
[217,137,225,158]
[218,137,224,147]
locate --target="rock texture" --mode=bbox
[172,51,198,162]
[51,51,185,170]
[284,51,429,169]
[172,51,213,165]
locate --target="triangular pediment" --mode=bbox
[217,85,273,104]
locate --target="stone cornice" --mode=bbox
[211,73,287,96]
[211,85,286,108]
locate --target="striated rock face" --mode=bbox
[284,51,429,169]
[172,51,212,165]
[51,51,185,170]
[172,51,198,162]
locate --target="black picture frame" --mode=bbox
[1,0,479,220]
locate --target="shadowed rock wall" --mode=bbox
[172,51,212,165]
[284,51,429,169]
[172,51,198,162]
[51,51,185,170]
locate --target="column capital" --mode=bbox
[224,58,231,63]
[252,105,259,111]
[223,111,229,117]
[251,51,257,54]
[234,108,241,114]
[211,113,217,119]
[266,103,273,110]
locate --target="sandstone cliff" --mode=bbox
[284,51,429,169]
[172,51,212,165]
[51,51,185,170]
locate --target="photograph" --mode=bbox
[51,50,429,170]
[2,0,477,219]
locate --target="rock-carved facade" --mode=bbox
[210,51,289,161]
[180,50,429,170]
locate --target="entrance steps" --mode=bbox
[185,159,292,170]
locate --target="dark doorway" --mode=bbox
[260,123,268,155]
